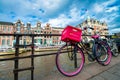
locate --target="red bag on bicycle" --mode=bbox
[61,25,82,42]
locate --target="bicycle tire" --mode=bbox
[95,41,112,66]
[111,41,119,57]
[56,44,85,77]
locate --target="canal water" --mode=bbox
[0,51,58,80]
[0,50,90,80]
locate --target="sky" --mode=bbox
[0,0,120,34]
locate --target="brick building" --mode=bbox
[0,21,14,47]
[0,20,64,47]
[33,23,64,46]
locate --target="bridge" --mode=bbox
[0,33,119,80]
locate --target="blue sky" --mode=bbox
[0,0,120,34]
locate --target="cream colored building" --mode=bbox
[32,22,64,46]
[32,21,43,46]
[76,16,109,42]
[52,27,64,45]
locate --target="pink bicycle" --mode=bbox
[56,25,112,77]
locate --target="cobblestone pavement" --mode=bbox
[88,61,120,80]
[42,55,120,80]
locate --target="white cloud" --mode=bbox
[0,0,71,26]
[102,0,117,7]
[39,0,63,9]
[100,13,118,23]
[93,3,104,13]
[92,0,119,34]
[105,6,119,12]
[45,14,71,27]
[0,0,69,19]
[30,0,69,15]
[93,0,118,13]
[43,7,85,27]
[109,28,120,34]
[1,0,119,35]
[100,12,118,23]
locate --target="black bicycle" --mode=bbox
[56,26,112,77]
[104,35,119,57]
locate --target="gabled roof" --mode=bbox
[0,21,14,25]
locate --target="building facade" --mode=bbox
[76,16,109,42]
[14,19,25,45]
[76,16,109,35]
[33,21,43,46]
[0,21,14,47]
[0,20,64,47]
[33,23,64,46]
[52,27,64,45]
[23,22,33,45]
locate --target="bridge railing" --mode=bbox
[0,33,112,80]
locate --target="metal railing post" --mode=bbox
[31,35,34,80]
[14,35,19,80]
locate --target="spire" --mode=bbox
[37,21,41,28]
[87,15,90,21]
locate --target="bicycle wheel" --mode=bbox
[95,42,112,66]
[56,44,85,77]
[111,41,119,57]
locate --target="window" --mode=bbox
[34,39,37,43]
[27,26,31,31]
[0,25,1,30]
[8,27,11,32]
[17,23,21,33]
[7,39,10,45]
[3,26,6,31]
[2,39,5,45]
[40,39,42,44]
[44,39,46,45]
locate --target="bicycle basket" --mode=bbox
[61,25,82,42]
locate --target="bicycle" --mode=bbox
[56,25,112,77]
[104,35,119,57]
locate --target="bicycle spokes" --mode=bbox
[67,45,79,68]
[67,45,74,60]
[88,54,95,62]
[74,46,78,68]
[56,44,85,76]
[96,45,108,62]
